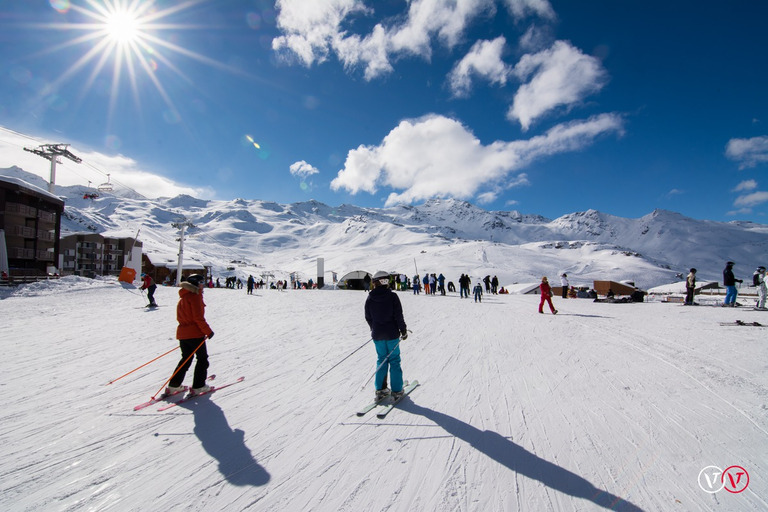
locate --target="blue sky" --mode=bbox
[0,0,767,222]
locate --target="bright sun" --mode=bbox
[39,0,241,129]
[104,10,141,44]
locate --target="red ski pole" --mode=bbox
[150,337,208,400]
[105,345,178,385]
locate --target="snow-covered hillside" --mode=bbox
[3,166,768,289]
[1,276,766,511]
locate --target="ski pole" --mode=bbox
[105,344,178,385]
[315,338,371,381]
[150,337,208,400]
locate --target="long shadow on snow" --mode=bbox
[178,398,270,487]
[402,402,643,512]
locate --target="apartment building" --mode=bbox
[0,175,65,278]
[59,233,142,278]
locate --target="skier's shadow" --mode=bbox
[402,402,643,512]
[178,399,270,487]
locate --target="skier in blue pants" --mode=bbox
[365,270,408,401]
[723,261,743,306]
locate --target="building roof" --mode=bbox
[0,175,65,206]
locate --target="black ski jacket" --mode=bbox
[723,267,741,286]
[365,286,407,341]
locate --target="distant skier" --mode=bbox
[722,261,743,306]
[538,277,557,314]
[365,271,408,402]
[483,275,491,293]
[140,273,157,307]
[459,274,471,298]
[247,275,255,294]
[491,275,499,294]
[473,282,483,303]
[754,266,766,309]
[560,273,569,299]
[685,268,697,305]
[166,274,215,396]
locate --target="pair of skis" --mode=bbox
[357,380,419,419]
[132,375,245,411]
[719,320,764,327]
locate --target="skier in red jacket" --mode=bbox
[539,277,558,315]
[166,274,215,395]
[139,273,157,307]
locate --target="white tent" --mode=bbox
[337,270,371,290]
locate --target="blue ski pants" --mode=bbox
[725,285,738,305]
[374,338,403,393]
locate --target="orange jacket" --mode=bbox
[176,282,213,340]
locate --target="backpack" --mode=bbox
[754,273,761,286]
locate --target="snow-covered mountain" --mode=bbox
[4,166,767,288]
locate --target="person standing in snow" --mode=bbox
[560,273,569,299]
[365,271,408,401]
[246,275,255,294]
[538,277,558,314]
[684,268,697,305]
[459,274,471,298]
[723,261,743,307]
[140,273,157,307]
[753,266,766,309]
[491,275,499,294]
[166,274,215,396]
[473,282,483,303]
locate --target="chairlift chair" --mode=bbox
[97,174,113,193]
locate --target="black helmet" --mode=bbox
[690,268,697,273]
[186,274,205,287]
[726,261,734,266]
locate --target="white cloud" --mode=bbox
[503,0,555,20]
[734,190,768,208]
[273,0,553,81]
[272,0,370,67]
[725,136,768,169]
[476,191,498,204]
[330,112,623,206]
[289,160,320,178]
[733,179,758,192]
[449,36,510,97]
[509,40,608,131]
[0,127,212,199]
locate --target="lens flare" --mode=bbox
[49,0,71,14]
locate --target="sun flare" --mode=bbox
[36,0,238,129]
[104,9,141,43]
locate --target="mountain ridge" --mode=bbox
[3,166,766,288]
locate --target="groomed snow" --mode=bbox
[1,277,766,511]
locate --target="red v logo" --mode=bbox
[727,472,744,487]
